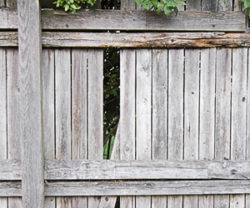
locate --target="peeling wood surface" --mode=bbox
[0,8,246,31]
[1,32,250,48]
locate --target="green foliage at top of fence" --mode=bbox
[54,0,250,18]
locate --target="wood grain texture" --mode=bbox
[152,49,168,208]
[7,49,22,208]
[55,49,72,207]
[200,49,216,168]
[0,182,21,197]
[184,49,200,208]
[200,48,216,161]
[3,159,250,181]
[87,49,103,208]
[44,180,250,196]
[136,49,152,208]
[43,160,250,180]
[199,48,216,208]
[0,9,246,31]
[6,0,16,8]
[2,31,250,48]
[230,48,248,208]
[0,48,7,208]
[168,49,184,208]
[247,49,250,208]
[3,180,250,197]
[120,49,136,208]
[42,49,56,208]
[0,0,4,8]
[97,124,120,208]
[214,48,232,208]
[186,0,201,11]
[18,0,44,207]
[72,49,88,208]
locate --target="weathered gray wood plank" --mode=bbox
[55,49,72,207]
[43,160,250,180]
[3,159,250,181]
[214,48,231,208]
[42,49,56,208]
[0,160,21,180]
[0,0,4,8]
[0,49,6,161]
[199,48,216,208]
[186,0,201,11]
[184,49,200,208]
[200,48,216,161]
[2,31,250,48]
[0,48,7,208]
[6,0,16,8]
[152,49,168,208]
[120,49,136,208]
[44,180,250,196]
[18,0,44,207]
[247,49,250,208]
[7,49,22,208]
[87,49,103,208]
[0,182,21,197]
[168,49,184,208]
[97,124,120,208]
[72,49,88,208]
[136,49,152,208]
[230,48,248,208]
[3,180,250,197]
[0,9,246,31]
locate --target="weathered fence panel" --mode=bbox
[0,0,250,207]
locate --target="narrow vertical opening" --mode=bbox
[103,48,120,160]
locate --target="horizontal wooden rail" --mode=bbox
[1,160,250,180]
[0,32,250,48]
[0,8,246,32]
[1,180,250,197]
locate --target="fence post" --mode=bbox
[17,0,44,208]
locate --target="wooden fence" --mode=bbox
[0,0,250,207]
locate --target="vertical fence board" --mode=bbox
[230,48,248,208]
[186,0,201,10]
[72,49,88,208]
[0,0,4,7]
[97,124,120,208]
[234,0,242,11]
[18,0,44,206]
[6,0,16,8]
[87,49,103,208]
[0,48,7,208]
[120,0,136,205]
[43,49,56,208]
[199,48,216,208]
[247,49,250,208]
[120,49,136,208]
[183,49,199,208]
[214,48,231,208]
[7,49,22,208]
[55,49,72,208]
[136,49,152,208]
[168,49,184,208]
[152,49,168,208]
